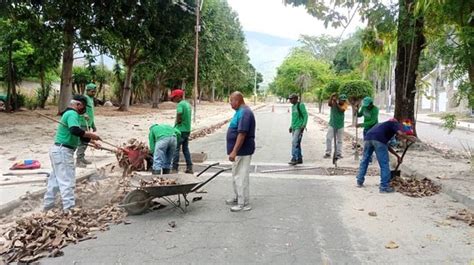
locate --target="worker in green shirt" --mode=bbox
[76,83,97,167]
[170,89,193,173]
[44,95,101,211]
[288,94,308,165]
[325,94,348,159]
[149,124,181,175]
[357,96,379,137]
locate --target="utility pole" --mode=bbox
[254,69,257,105]
[193,0,201,123]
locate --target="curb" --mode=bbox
[0,161,115,216]
[312,113,474,211]
[415,119,473,132]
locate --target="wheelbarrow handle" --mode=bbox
[191,167,231,192]
[196,162,220,177]
[394,141,414,171]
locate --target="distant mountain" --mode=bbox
[244,31,300,88]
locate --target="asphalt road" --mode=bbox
[43,105,473,264]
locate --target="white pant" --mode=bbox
[326,126,343,156]
[44,145,76,210]
[231,155,252,206]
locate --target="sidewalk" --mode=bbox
[309,107,474,211]
[382,110,474,132]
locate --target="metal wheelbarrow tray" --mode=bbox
[119,163,229,215]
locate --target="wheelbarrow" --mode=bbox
[390,141,414,179]
[119,163,230,215]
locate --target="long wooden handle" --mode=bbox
[36,111,120,148]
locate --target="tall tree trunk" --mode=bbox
[58,21,74,114]
[152,77,161,108]
[394,0,425,129]
[39,69,47,109]
[211,81,215,102]
[118,64,134,111]
[6,42,14,112]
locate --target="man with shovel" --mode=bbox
[324,94,348,159]
[76,83,97,167]
[44,95,101,211]
[355,118,417,193]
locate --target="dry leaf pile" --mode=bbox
[391,177,441,197]
[0,206,126,263]
[449,209,474,226]
[139,177,177,187]
[116,138,150,172]
[189,119,230,140]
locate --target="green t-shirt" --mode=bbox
[291,102,308,129]
[148,124,181,153]
[80,95,95,128]
[329,105,345,129]
[55,109,82,148]
[357,105,379,129]
[175,100,192,132]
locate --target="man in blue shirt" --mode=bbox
[226,92,256,212]
[356,118,417,193]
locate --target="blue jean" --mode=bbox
[153,136,177,171]
[291,128,303,161]
[44,145,76,210]
[356,140,391,190]
[173,132,192,170]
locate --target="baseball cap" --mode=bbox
[339,94,348,100]
[170,89,184,98]
[287,94,298,99]
[86,83,97,91]
[362,96,373,107]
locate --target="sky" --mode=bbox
[227,0,365,88]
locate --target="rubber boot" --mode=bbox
[162,168,171,174]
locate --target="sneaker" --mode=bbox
[296,159,303,164]
[323,153,331,159]
[379,187,395,193]
[356,181,364,188]
[288,160,297,165]
[185,168,194,174]
[230,204,252,212]
[225,198,237,205]
[336,154,343,159]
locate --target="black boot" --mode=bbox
[162,168,170,174]
[297,158,303,164]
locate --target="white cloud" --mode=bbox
[227,0,363,40]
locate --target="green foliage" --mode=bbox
[332,31,364,74]
[295,34,339,63]
[440,113,457,134]
[323,80,342,97]
[271,50,332,98]
[339,80,374,104]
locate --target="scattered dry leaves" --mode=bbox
[449,209,474,226]
[391,177,441,197]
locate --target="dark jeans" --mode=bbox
[173,132,192,170]
[291,128,303,161]
[356,140,391,190]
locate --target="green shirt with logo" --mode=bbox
[175,100,192,133]
[55,109,82,148]
[149,124,181,154]
[80,95,95,129]
[329,105,345,129]
[291,102,308,129]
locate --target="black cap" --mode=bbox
[72,95,89,107]
[287,93,298,99]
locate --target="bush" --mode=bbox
[25,96,38,110]
[339,80,374,102]
[441,113,456,134]
[323,80,342,98]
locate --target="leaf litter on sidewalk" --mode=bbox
[391,177,441,197]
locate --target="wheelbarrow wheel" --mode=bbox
[122,190,151,215]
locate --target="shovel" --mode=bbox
[390,141,414,179]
